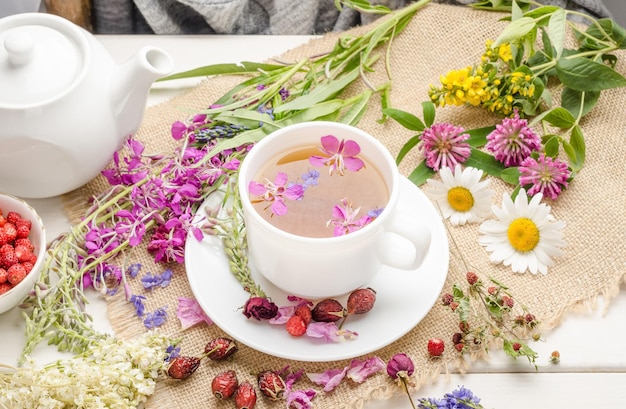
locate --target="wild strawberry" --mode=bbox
[0,283,12,295]
[512,342,522,352]
[7,264,27,286]
[459,321,470,333]
[501,295,514,308]
[0,228,8,247]
[15,217,31,229]
[285,315,306,337]
[1,248,18,269]
[441,292,454,306]
[454,342,465,352]
[550,350,560,364]
[466,271,478,285]
[452,332,463,344]
[3,223,16,242]
[294,305,312,326]
[0,268,7,284]
[21,262,34,273]
[166,356,201,380]
[347,287,376,315]
[234,381,257,409]
[13,245,32,262]
[204,337,238,361]
[14,238,33,251]
[427,338,445,357]
[311,298,344,322]
[6,212,21,225]
[211,369,238,400]
[257,370,286,401]
[15,224,30,239]
[0,213,5,227]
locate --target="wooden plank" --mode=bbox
[44,0,92,31]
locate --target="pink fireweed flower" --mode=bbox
[305,321,358,343]
[519,154,570,200]
[419,123,471,171]
[327,198,373,236]
[248,172,304,216]
[486,111,541,167]
[309,135,365,176]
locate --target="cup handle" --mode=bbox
[377,212,432,271]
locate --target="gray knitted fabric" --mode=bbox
[91,0,613,34]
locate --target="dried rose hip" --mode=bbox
[311,298,345,322]
[205,337,238,361]
[257,370,286,401]
[235,381,257,409]
[167,356,201,380]
[346,287,376,315]
[212,369,238,400]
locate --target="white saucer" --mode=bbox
[185,176,449,362]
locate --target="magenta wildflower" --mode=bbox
[309,135,365,176]
[419,123,471,171]
[326,198,373,236]
[345,357,386,383]
[307,367,347,392]
[519,154,570,200]
[305,322,358,342]
[248,172,304,216]
[486,111,541,167]
[176,297,213,329]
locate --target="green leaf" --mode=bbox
[547,8,566,58]
[523,5,559,19]
[422,101,436,128]
[556,57,626,91]
[466,126,496,148]
[583,18,626,49]
[464,149,506,178]
[561,87,600,118]
[500,167,521,185]
[494,17,536,47]
[563,125,585,171]
[215,109,274,128]
[543,135,560,157]
[158,61,285,81]
[396,134,421,165]
[274,67,360,113]
[407,161,436,186]
[339,90,372,126]
[383,108,425,131]
[542,107,576,128]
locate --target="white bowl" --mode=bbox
[0,193,46,315]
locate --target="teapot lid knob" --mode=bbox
[4,29,35,66]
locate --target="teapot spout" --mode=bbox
[111,46,173,139]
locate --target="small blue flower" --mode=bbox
[141,269,173,290]
[367,207,385,218]
[128,263,142,278]
[143,307,168,329]
[301,169,320,189]
[165,344,181,362]
[129,294,146,317]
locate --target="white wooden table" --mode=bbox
[2,35,625,408]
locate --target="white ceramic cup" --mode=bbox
[238,121,431,299]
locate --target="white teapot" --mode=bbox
[0,13,173,198]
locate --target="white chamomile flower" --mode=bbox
[478,189,566,275]
[427,164,495,226]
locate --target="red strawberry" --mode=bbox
[294,305,312,326]
[3,223,16,242]
[0,282,12,295]
[14,245,32,262]
[234,382,257,409]
[7,264,27,286]
[0,228,8,246]
[211,369,238,400]
[6,212,21,225]
[204,337,238,361]
[0,268,7,284]
[257,370,286,401]
[0,213,5,227]
[0,248,18,269]
[166,356,201,380]
[14,238,33,251]
[15,224,30,239]
[285,315,306,337]
[427,338,445,357]
[21,262,34,274]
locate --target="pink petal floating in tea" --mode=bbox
[320,134,341,154]
[284,183,304,201]
[271,197,289,216]
[343,156,364,173]
[248,180,267,196]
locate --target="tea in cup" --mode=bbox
[237,121,431,299]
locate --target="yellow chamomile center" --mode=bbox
[507,217,540,252]
[447,187,474,212]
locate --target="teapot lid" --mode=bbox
[0,13,88,108]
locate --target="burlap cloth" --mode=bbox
[63,3,626,408]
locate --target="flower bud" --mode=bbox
[386,353,414,380]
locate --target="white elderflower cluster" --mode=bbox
[0,332,174,409]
